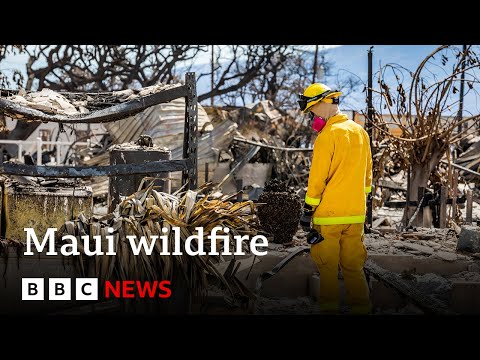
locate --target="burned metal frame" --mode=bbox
[0,160,190,178]
[182,73,198,189]
[0,86,188,124]
[0,73,199,189]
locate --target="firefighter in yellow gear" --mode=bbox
[298,83,373,314]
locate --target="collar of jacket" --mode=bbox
[325,113,349,128]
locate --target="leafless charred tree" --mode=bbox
[200,45,362,110]
[372,45,480,224]
[23,45,208,91]
[198,45,291,104]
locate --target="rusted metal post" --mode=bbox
[466,189,473,223]
[439,186,447,228]
[366,47,374,227]
[109,144,172,212]
[182,72,198,190]
[236,179,243,202]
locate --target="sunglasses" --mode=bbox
[297,90,338,111]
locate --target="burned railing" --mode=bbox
[0,72,198,190]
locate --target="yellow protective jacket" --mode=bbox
[305,113,372,225]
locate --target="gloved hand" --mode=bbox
[300,214,312,232]
[300,203,315,232]
[307,228,324,244]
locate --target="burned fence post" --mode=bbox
[439,186,448,228]
[466,189,473,224]
[451,170,458,222]
[108,143,172,212]
[182,72,198,190]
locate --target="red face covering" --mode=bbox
[312,116,326,132]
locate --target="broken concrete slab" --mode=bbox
[393,241,434,255]
[376,227,396,234]
[457,225,480,253]
[427,240,443,249]
[434,251,458,262]
[236,253,317,299]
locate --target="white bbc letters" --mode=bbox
[75,278,98,300]
[22,278,44,300]
[22,278,98,300]
[49,278,71,300]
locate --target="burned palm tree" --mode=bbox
[58,181,261,312]
[372,45,480,225]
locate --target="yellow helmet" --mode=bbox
[298,83,342,113]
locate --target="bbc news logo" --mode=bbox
[22,278,172,300]
[22,278,98,300]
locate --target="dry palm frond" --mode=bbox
[57,181,261,307]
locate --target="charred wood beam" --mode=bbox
[0,160,189,178]
[440,159,480,177]
[0,85,188,124]
[233,137,313,152]
[376,179,407,191]
[216,145,261,189]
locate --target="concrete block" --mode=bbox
[368,254,472,276]
[3,182,93,241]
[236,253,317,298]
[457,225,480,253]
[369,278,406,310]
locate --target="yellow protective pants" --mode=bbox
[311,223,371,314]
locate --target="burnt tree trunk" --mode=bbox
[402,149,444,227]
